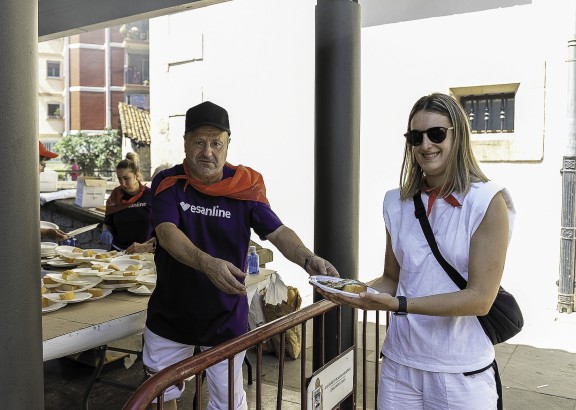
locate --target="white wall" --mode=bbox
[150,0,576,340]
[150,0,317,299]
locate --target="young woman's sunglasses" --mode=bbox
[403,126,454,146]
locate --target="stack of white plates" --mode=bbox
[41,242,58,258]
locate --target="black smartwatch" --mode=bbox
[394,296,408,316]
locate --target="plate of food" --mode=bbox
[71,267,114,277]
[44,291,92,304]
[45,272,92,286]
[42,297,66,313]
[99,273,141,281]
[309,276,378,299]
[96,281,138,289]
[85,288,113,301]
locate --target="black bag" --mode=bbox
[413,192,523,345]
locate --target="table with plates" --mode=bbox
[41,265,275,361]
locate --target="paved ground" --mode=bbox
[44,312,576,409]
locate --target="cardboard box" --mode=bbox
[75,176,107,208]
[40,169,58,192]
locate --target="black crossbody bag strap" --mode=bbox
[413,192,467,290]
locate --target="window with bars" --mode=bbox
[47,61,61,78]
[460,93,515,133]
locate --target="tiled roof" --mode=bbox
[118,102,151,146]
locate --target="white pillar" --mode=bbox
[0,0,45,407]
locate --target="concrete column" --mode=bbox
[0,0,45,407]
[313,0,360,396]
[558,2,576,313]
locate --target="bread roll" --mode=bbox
[342,284,367,294]
[62,270,79,281]
[61,284,77,291]
[63,257,75,263]
[72,247,83,253]
[86,288,103,298]
[123,270,137,277]
[43,277,58,285]
[59,291,75,300]
[41,286,48,294]
[129,255,141,260]
[42,297,52,308]
[108,263,121,271]
[83,250,96,257]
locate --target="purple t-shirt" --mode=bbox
[146,164,283,346]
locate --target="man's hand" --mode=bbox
[202,257,247,295]
[126,242,152,254]
[41,228,68,241]
[306,256,340,278]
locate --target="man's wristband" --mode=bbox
[394,296,407,315]
[304,254,314,271]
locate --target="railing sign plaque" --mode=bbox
[307,347,354,409]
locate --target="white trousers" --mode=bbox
[143,327,248,410]
[378,356,498,410]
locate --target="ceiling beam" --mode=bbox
[39,0,231,41]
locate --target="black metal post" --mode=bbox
[559,7,576,313]
[313,2,360,407]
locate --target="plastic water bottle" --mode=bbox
[247,246,259,274]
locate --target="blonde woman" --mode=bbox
[320,93,515,410]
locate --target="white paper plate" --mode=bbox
[86,288,113,301]
[110,254,145,262]
[44,292,92,304]
[46,276,102,293]
[136,275,157,286]
[100,273,140,281]
[45,273,92,286]
[40,221,59,230]
[42,300,67,313]
[108,258,145,270]
[309,276,378,299]
[46,259,78,268]
[96,282,137,289]
[55,245,81,255]
[71,267,114,277]
[127,285,154,295]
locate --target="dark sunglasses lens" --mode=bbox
[427,127,448,143]
[404,130,423,146]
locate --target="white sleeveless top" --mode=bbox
[382,181,515,372]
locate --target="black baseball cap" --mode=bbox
[185,101,231,135]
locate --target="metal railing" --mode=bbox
[123,300,385,410]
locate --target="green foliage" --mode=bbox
[55,129,122,176]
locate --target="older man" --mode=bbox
[143,101,339,409]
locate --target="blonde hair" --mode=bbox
[399,93,488,200]
[116,152,141,179]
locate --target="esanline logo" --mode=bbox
[180,201,231,219]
